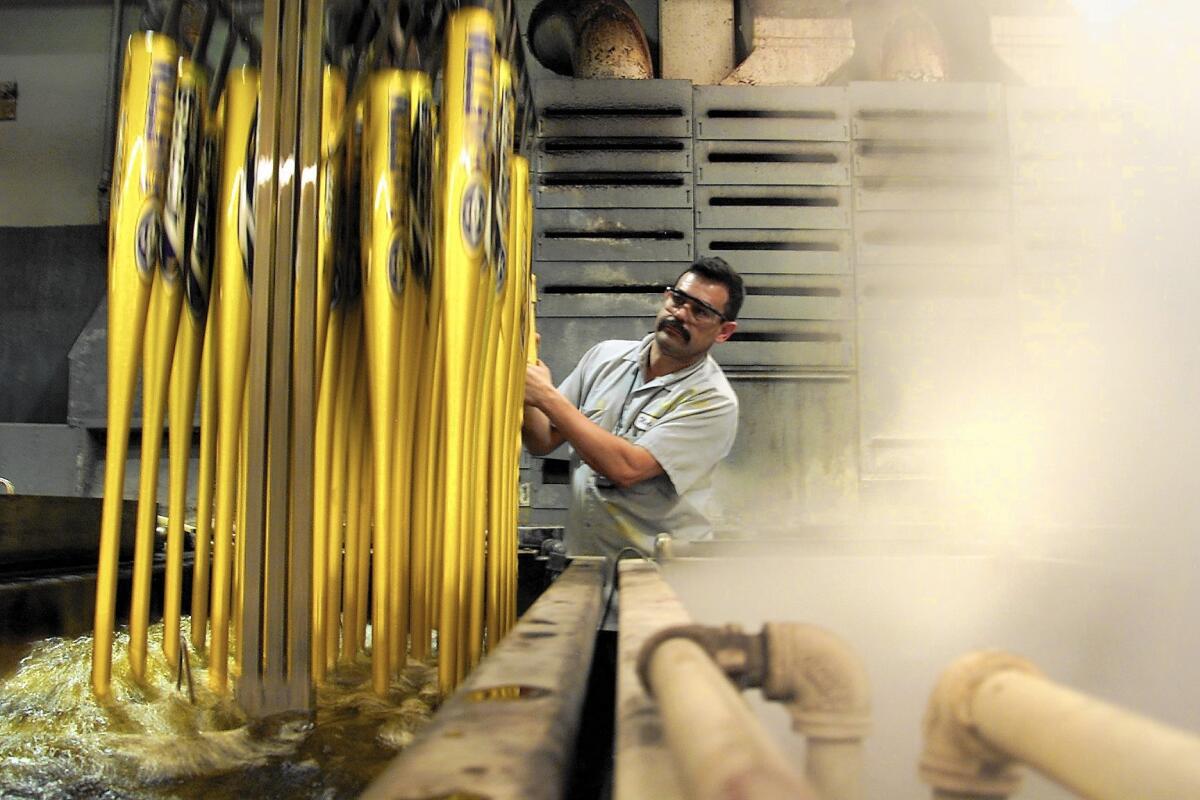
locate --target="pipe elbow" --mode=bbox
[918,649,1042,797]
[761,622,872,741]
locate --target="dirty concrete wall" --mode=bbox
[0,225,106,423]
[0,4,124,422]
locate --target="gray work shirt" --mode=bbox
[558,334,739,559]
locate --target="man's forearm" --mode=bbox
[535,391,660,488]
[521,403,561,455]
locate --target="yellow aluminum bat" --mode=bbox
[190,57,231,655]
[306,67,345,674]
[436,6,496,692]
[508,155,533,633]
[316,66,347,385]
[92,31,177,700]
[341,395,369,663]
[408,97,441,663]
[472,55,514,664]
[208,66,259,693]
[360,69,406,688]
[360,68,433,691]
[312,90,362,681]
[387,71,434,682]
[161,51,212,678]
[321,89,366,675]
[488,149,526,647]
[325,295,362,671]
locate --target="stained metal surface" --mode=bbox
[535,137,692,174]
[1006,86,1118,184]
[614,560,689,800]
[361,559,604,800]
[0,495,135,573]
[68,300,136,429]
[536,291,659,318]
[694,85,849,142]
[695,140,851,186]
[709,374,859,529]
[534,79,692,138]
[848,81,1005,143]
[742,278,855,321]
[854,175,1009,212]
[533,260,691,290]
[853,210,1009,266]
[535,172,693,209]
[534,316,650,381]
[719,320,856,369]
[535,208,694,262]
[851,141,1007,181]
[0,424,91,496]
[695,228,852,275]
[695,185,851,230]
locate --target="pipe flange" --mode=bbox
[761,622,872,740]
[918,650,1043,797]
[636,624,766,696]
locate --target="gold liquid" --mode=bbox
[0,621,437,798]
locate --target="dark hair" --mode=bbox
[678,256,744,321]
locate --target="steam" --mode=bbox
[679,4,1200,798]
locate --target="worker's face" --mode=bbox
[654,271,738,360]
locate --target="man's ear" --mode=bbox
[715,320,737,343]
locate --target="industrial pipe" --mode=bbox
[920,650,1200,800]
[762,622,871,800]
[641,634,820,800]
[639,621,871,800]
[98,0,124,226]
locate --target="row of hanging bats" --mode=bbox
[91,0,537,702]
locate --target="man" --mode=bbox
[522,256,744,562]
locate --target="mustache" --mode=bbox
[657,316,690,343]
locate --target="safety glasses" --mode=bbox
[662,285,728,324]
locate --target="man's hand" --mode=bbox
[524,360,556,411]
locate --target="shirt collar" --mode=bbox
[626,333,710,390]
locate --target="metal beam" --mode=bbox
[361,559,605,800]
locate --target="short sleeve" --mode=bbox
[555,344,597,409]
[634,389,738,495]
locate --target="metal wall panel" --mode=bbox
[693,85,849,141]
[696,228,852,275]
[695,185,851,230]
[538,279,854,323]
[849,82,1006,142]
[853,211,1009,266]
[709,373,859,529]
[535,208,694,262]
[535,316,653,380]
[535,137,693,174]
[695,140,851,186]
[536,313,855,373]
[854,177,1009,212]
[851,141,1007,180]
[533,261,692,290]
[530,482,570,510]
[1006,86,1118,181]
[719,319,855,368]
[535,79,693,138]
[0,423,90,496]
[742,277,855,320]
[855,265,1010,319]
[537,292,659,319]
[535,173,693,209]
